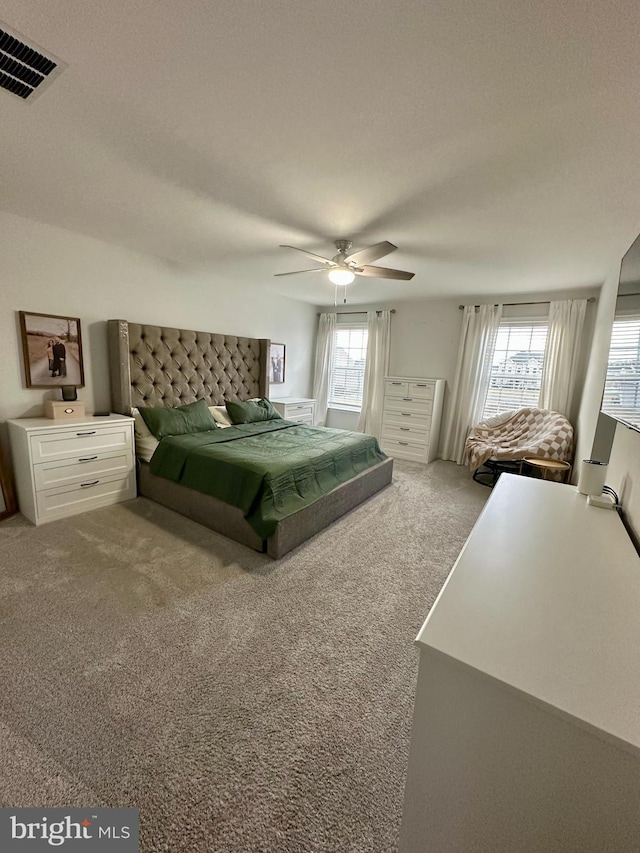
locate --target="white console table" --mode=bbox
[400,474,640,852]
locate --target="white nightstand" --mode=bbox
[271,397,316,425]
[7,414,136,525]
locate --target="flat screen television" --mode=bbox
[601,231,640,433]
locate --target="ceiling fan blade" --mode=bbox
[344,241,397,266]
[274,268,329,277]
[279,245,334,266]
[356,265,415,280]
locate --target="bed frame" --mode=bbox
[107,319,393,558]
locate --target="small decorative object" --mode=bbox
[19,311,85,389]
[61,385,78,401]
[269,342,286,384]
[44,400,86,420]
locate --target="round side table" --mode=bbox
[522,456,572,483]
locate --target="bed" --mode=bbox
[107,319,393,558]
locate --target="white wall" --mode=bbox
[0,210,317,425]
[607,422,640,545]
[574,269,619,467]
[574,259,640,540]
[321,289,599,452]
[323,298,461,432]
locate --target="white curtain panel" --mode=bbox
[312,312,336,425]
[442,303,503,464]
[357,310,391,438]
[540,299,587,417]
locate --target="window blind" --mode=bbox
[602,315,640,425]
[328,325,368,407]
[482,319,548,418]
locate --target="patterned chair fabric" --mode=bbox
[464,408,574,473]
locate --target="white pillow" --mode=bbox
[209,405,232,427]
[135,434,159,463]
[131,407,154,438]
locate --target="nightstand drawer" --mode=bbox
[35,471,136,522]
[284,404,314,418]
[34,450,134,491]
[30,426,131,463]
[272,399,316,423]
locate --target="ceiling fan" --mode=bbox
[275,239,415,284]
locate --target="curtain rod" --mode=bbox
[316,309,396,317]
[458,297,596,310]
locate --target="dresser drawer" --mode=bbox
[384,396,434,415]
[380,438,428,463]
[35,471,136,523]
[383,410,432,430]
[34,450,134,491]
[384,379,409,396]
[409,381,435,399]
[289,414,314,425]
[30,425,132,463]
[382,424,429,444]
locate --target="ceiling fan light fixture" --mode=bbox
[328,266,355,285]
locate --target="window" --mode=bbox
[482,319,548,418]
[328,324,368,408]
[602,314,640,425]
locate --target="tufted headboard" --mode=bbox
[107,320,270,414]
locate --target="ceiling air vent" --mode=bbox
[0,23,65,101]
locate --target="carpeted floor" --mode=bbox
[0,459,487,852]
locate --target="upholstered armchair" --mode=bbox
[465,408,573,486]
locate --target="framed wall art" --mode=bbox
[19,311,85,389]
[269,342,286,384]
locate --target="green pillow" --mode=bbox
[139,399,218,439]
[225,398,283,424]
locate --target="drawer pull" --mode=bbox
[391,381,402,385]
[81,480,100,488]
[416,383,427,387]
[76,430,96,436]
[400,427,410,431]
[78,456,98,462]
[399,441,409,446]
[402,398,413,402]
[401,412,412,416]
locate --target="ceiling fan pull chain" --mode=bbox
[334,283,338,307]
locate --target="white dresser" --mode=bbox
[400,474,640,852]
[380,376,444,463]
[271,397,316,425]
[8,414,136,525]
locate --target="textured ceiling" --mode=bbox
[1,0,640,304]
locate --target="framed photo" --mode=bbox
[269,342,286,384]
[19,311,85,389]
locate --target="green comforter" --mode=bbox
[149,420,388,539]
